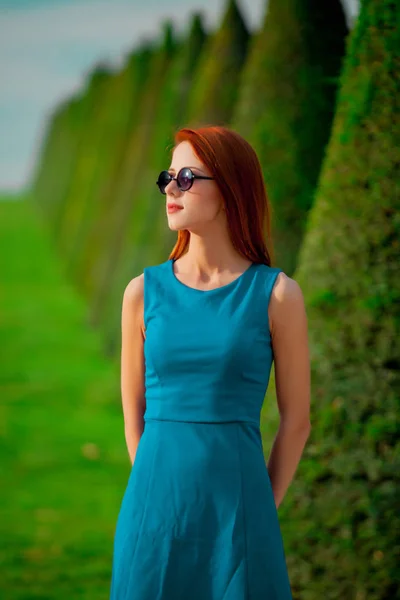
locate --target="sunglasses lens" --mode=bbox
[156,171,171,194]
[177,168,193,191]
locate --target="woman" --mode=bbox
[110,125,311,599]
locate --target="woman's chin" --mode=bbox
[167,222,186,231]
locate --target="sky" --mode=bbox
[0,0,359,193]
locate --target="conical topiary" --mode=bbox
[185,0,250,126]
[67,43,154,300]
[92,21,179,352]
[57,63,114,269]
[232,0,348,276]
[277,1,400,596]
[127,13,208,278]
[31,91,86,233]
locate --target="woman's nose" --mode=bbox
[165,179,180,196]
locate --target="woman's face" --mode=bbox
[164,141,225,233]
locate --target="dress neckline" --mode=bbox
[169,258,256,294]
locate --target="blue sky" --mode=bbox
[0,0,359,193]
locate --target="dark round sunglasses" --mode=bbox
[156,167,214,195]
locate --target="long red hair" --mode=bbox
[168,125,276,266]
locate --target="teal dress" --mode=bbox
[110,258,293,599]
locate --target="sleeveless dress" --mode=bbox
[110,258,293,600]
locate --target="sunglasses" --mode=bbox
[156,167,214,194]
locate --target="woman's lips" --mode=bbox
[167,204,184,213]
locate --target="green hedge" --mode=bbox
[279,1,400,596]
[232,0,348,275]
[93,21,179,355]
[129,13,208,278]
[185,0,250,126]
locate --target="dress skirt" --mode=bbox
[110,418,293,599]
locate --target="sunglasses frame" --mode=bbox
[156,167,214,194]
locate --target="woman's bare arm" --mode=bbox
[267,272,311,508]
[120,274,147,466]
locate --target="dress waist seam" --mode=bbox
[144,417,258,425]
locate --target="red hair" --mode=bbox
[168,125,276,266]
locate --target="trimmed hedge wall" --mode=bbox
[278,0,400,596]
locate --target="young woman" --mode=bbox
[110,125,311,599]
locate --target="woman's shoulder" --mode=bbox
[270,268,304,307]
[269,269,307,334]
[256,263,296,296]
[124,259,170,301]
[123,272,144,304]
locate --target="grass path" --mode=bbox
[0,195,129,599]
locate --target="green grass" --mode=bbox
[0,194,130,599]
